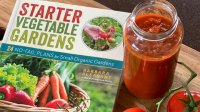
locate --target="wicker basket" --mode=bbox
[0,83,90,112]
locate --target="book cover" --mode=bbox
[0,0,129,111]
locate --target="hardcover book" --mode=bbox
[0,0,129,111]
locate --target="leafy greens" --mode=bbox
[0,63,38,96]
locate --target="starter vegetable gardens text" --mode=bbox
[10,3,83,50]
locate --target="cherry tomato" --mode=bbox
[124,108,145,112]
[107,38,116,43]
[168,90,200,112]
[45,99,70,109]
[99,32,110,39]
[108,26,115,32]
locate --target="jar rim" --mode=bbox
[130,0,178,41]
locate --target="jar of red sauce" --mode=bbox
[123,0,184,99]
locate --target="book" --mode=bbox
[0,0,129,111]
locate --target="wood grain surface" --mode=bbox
[0,0,200,112]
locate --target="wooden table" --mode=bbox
[0,0,200,112]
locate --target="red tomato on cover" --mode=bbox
[45,99,70,109]
[99,32,110,39]
[108,26,115,32]
[168,91,200,112]
[124,108,145,112]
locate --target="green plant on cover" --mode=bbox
[0,63,38,96]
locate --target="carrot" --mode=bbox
[38,84,51,107]
[50,71,60,99]
[56,73,68,101]
[32,75,49,102]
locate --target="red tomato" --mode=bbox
[99,32,110,39]
[108,26,115,32]
[124,108,145,112]
[168,90,200,112]
[45,99,70,109]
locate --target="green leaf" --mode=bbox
[55,62,79,93]
[0,63,38,96]
[184,107,189,112]
[179,98,189,105]
[3,54,55,77]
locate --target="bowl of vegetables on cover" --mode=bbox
[82,17,123,51]
[0,53,90,112]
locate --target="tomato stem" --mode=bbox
[185,86,196,107]
[0,93,5,100]
[156,61,197,112]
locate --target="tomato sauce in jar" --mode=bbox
[123,0,184,99]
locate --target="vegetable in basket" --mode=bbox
[12,90,34,106]
[32,74,49,102]
[45,99,70,109]
[50,71,68,100]
[50,72,60,99]
[124,108,145,112]
[0,64,38,96]
[0,85,16,101]
[1,54,79,108]
[38,85,51,107]
[54,61,79,93]
[36,71,69,107]
[56,73,68,101]
[2,54,78,95]
[0,85,34,106]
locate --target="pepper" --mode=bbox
[0,85,16,101]
[12,90,35,106]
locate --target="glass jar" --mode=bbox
[123,0,184,99]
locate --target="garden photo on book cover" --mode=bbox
[0,52,121,112]
[82,17,123,51]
